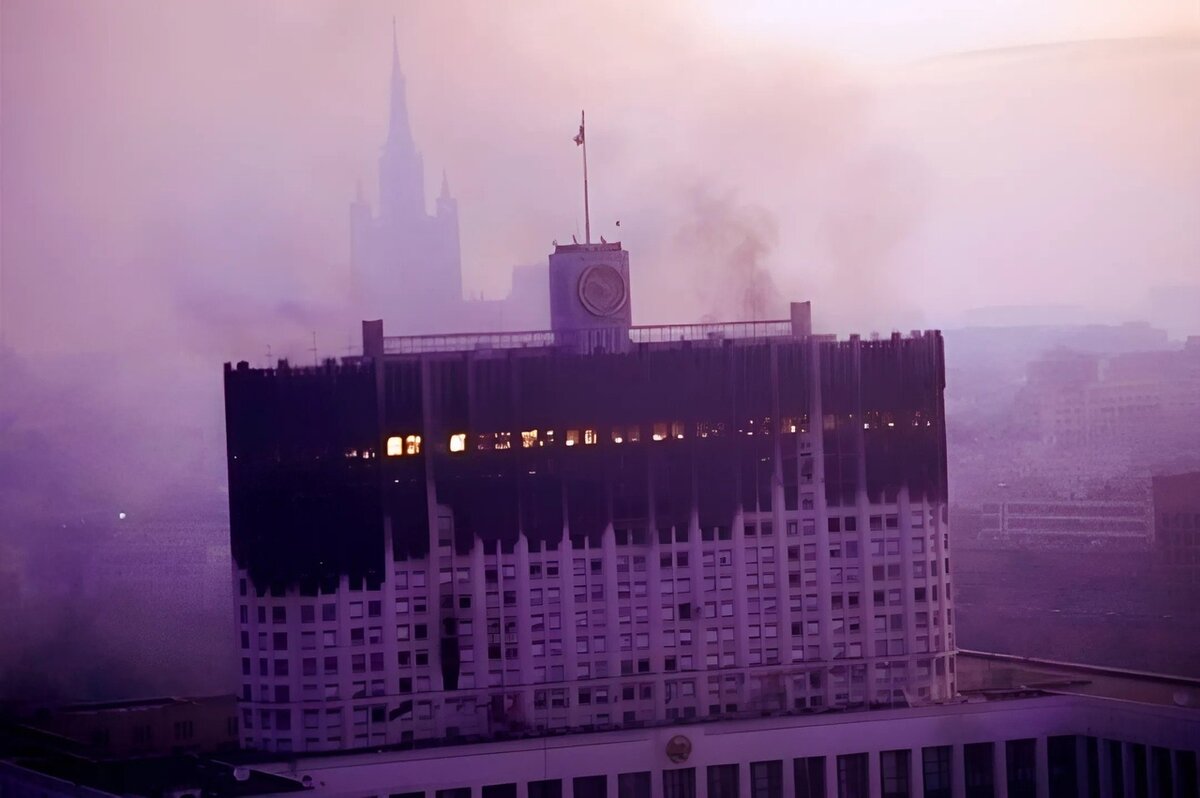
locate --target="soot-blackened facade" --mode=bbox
[225,332,955,753]
[227,332,948,587]
[224,241,955,754]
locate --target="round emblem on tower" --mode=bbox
[578,264,627,317]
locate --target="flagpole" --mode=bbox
[581,110,591,245]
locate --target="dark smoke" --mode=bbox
[671,188,784,321]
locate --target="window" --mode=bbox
[1006,739,1037,798]
[450,433,466,452]
[529,781,562,798]
[880,750,910,798]
[794,757,826,798]
[708,765,739,798]
[750,761,781,798]
[437,790,470,798]
[922,747,951,798]
[483,786,517,798]
[964,743,994,798]
[618,772,651,798]
[574,776,606,798]
[663,768,696,798]
[1048,736,1078,798]
[1176,750,1198,798]
[838,753,869,798]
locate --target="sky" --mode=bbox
[1,0,1198,364]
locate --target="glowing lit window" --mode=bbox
[450,434,466,453]
[652,423,667,441]
[494,432,512,450]
[566,430,580,447]
[584,429,597,445]
[611,428,623,444]
[627,425,641,443]
[522,430,539,448]
[386,437,404,457]
[405,435,422,455]
[671,421,685,440]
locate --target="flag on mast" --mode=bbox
[575,110,590,243]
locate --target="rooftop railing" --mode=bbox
[628,319,793,344]
[383,330,558,355]
[382,319,797,355]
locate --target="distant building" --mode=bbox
[979,499,1151,549]
[27,696,238,758]
[1153,471,1200,576]
[1019,340,1200,452]
[348,26,547,334]
[224,236,957,754]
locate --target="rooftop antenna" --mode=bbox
[310,332,318,366]
[573,110,590,244]
[265,344,272,368]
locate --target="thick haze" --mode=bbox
[2,0,1198,360]
[1,0,1198,699]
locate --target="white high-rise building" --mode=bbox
[225,237,955,754]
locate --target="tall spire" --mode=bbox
[386,15,414,152]
[440,169,451,200]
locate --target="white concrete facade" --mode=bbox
[233,466,955,753]
[252,694,1200,798]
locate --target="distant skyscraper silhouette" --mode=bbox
[350,20,462,332]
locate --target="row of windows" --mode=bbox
[389,419,813,458]
[328,740,1197,798]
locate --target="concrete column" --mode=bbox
[738,763,752,798]
[781,756,796,798]
[648,527,664,680]
[516,536,534,688]
[995,741,1010,798]
[1035,737,1049,798]
[911,748,925,798]
[602,525,621,692]
[951,743,966,798]
[824,756,838,798]
[868,750,882,798]
[732,510,751,669]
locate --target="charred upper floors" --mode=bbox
[224,331,954,752]
[224,331,948,592]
